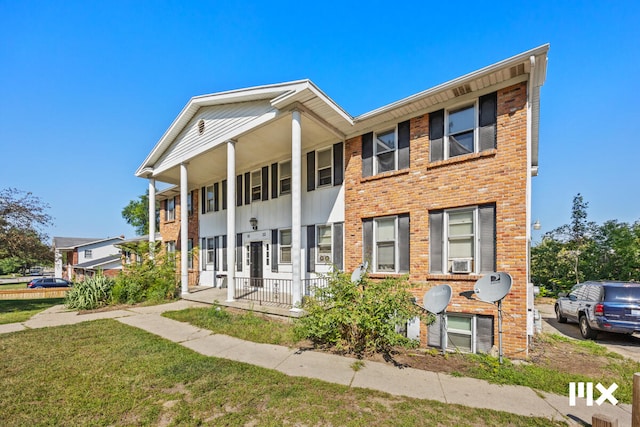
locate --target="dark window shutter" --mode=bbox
[479,92,497,151]
[398,120,410,170]
[261,166,269,201]
[306,151,315,191]
[362,218,373,265]
[222,235,227,271]
[307,225,315,273]
[221,180,227,210]
[479,204,496,273]
[333,142,344,186]
[429,211,443,273]
[201,238,206,270]
[271,229,278,272]
[429,110,444,162]
[214,182,220,212]
[236,175,243,207]
[201,187,206,214]
[244,172,250,205]
[427,316,441,348]
[271,163,278,199]
[476,315,494,353]
[333,222,344,271]
[398,214,410,273]
[362,132,373,177]
[236,233,242,272]
[214,236,220,271]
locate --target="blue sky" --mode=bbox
[1,1,638,242]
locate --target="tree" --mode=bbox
[0,188,53,272]
[122,191,158,236]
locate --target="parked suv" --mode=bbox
[555,281,640,339]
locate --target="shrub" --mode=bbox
[294,271,430,355]
[111,250,179,305]
[65,274,114,310]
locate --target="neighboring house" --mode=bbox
[135,45,549,358]
[53,236,125,280]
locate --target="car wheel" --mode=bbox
[555,305,567,323]
[579,315,597,340]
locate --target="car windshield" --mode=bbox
[604,286,640,302]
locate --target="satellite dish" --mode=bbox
[473,272,512,303]
[350,261,368,283]
[423,284,452,314]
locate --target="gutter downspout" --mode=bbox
[526,55,536,339]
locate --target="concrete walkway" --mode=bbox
[0,299,633,426]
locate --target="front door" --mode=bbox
[250,242,263,287]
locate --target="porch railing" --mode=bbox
[233,277,329,307]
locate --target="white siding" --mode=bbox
[76,239,122,264]
[154,100,276,172]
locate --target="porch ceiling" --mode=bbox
[152,112,338,187]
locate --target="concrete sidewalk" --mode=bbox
[0,300,632,426]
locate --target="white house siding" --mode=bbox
[154,100,277,173]
[76,239,122,265]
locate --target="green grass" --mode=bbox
[0,298,65,324]
[163,304,298,346]
[164,305,640,404]
[0,320,564,426]
[0,282,29,290]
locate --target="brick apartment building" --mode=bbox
[136,45,549,357]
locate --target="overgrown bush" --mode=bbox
[65,274,114,310]
[111,251,179,305]
[294,271,431,355]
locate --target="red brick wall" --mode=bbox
[344,82,530,357]
[159,191,200,286]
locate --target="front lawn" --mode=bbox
[164,305,640,404]
[0,298,65,324]
[0,320,562,426]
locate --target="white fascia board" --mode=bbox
[75,236,124,249]
[271,80,354,126]
[354,44,550,123]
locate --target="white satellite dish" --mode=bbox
[423,284,452,314]
[473,272,512,303]
[350,261,368,283]
[473,272,513,364]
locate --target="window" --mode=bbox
[187,191,194,216]
[430,92,497,162]
[280,161,291,195]
[362,215,409,274]
[429,205,495,274]
[447,104,476,158]
[280,229,292,263]
[427,313,494,354]
[317,225,332,263]
[206,238,215,264]
[166,198,175,221]
[375,217,396,272]
[166,241,176,262]
[251,170,261,201]
[84,249,92,259]
[317,149,332,187]
[187,239,193,269]
[375,128,396,173]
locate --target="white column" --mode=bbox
[226,141,236,302]
[148,178,156,255]
[180,163,189,295]
[291,109,302,310]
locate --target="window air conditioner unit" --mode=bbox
[319,255,332,263]
[451,259,472,274]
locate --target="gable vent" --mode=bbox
[452,83,472,97]
[197,119,205,135]
[509,63,525,79]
